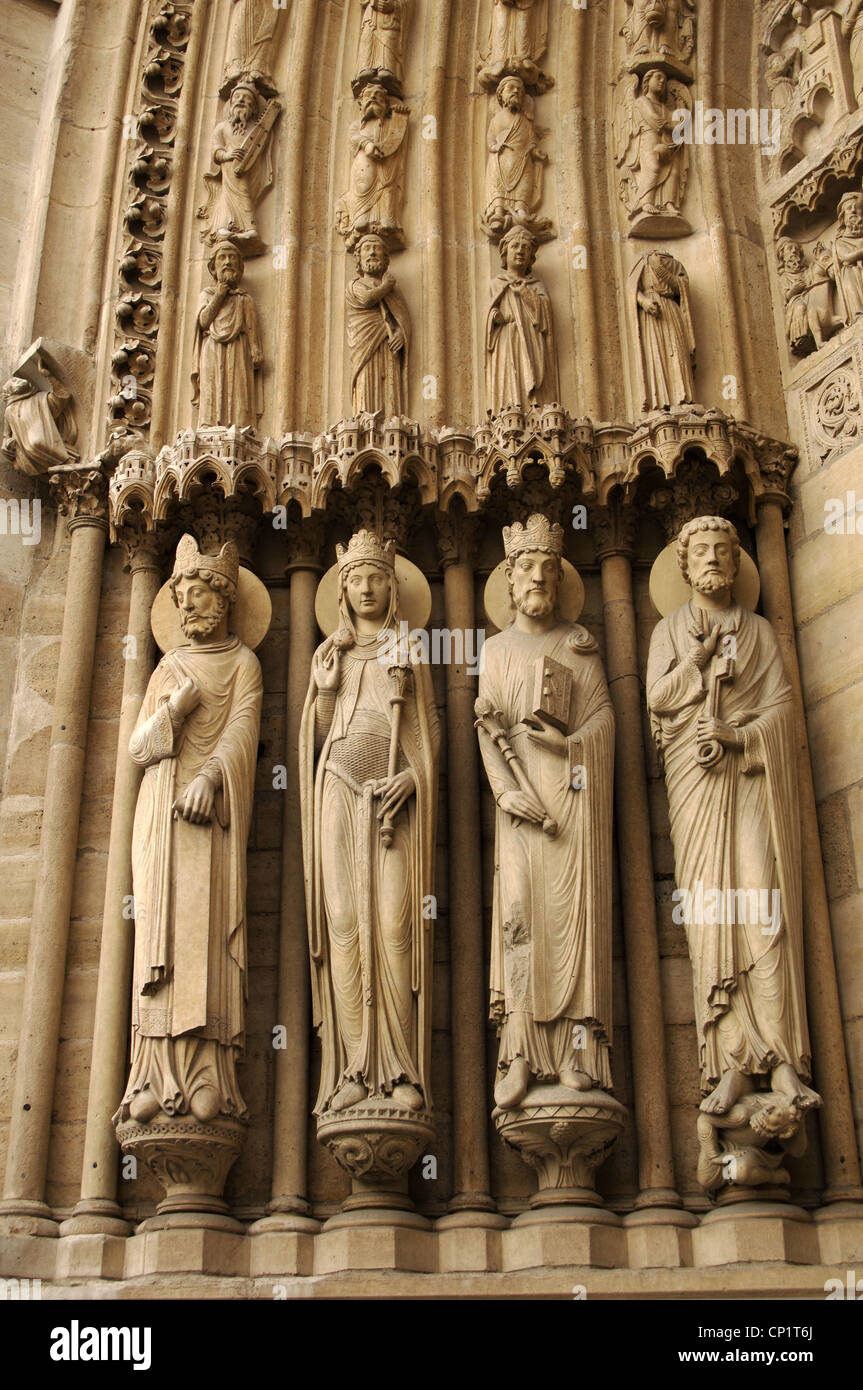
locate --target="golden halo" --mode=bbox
[649,539,760,617]
[315,554,433,636]
[151,567,273,653]
[483,557,585,632]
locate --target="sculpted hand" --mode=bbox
[312,643,341,693]
[169,677,201,721]
[389,327,405,353]
[697,715,741,749]
[375,768,416,820]
[174,773,216,824]
[524,716,567,756]
[687,623,721,671]
[499,788,546,824]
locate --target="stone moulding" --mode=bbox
[106,409,797,535]
[108,0,195,434]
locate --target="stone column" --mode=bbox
[253,522,323,1235]
[61,528,162,1237]
[0,467,108,1236]
[435,515,502,1230]
[595,505,687,1218]
[755,491,863,1206]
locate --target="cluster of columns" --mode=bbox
[1,474,861,1242]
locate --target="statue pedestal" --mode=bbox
[494,1086,627,1216]
[116,1114,246,1230]
[317,1098,435,1229]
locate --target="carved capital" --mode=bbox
[648,459,740,543]
[436,512,479,570]
[49,466,109,533]
[592,502,638,561]
[284,514,325,573]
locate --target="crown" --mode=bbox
[502,514,564,561]
[171,534,239,589]
[336,529,396,574]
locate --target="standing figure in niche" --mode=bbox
[614,69,691,234]
[646,517,821,1135]
[478,0,549,92]
[335,83,410,251]
[631,251,695,411]
[482,75,550,240]
[832,190,863,325]
[355,0,409,94]
[197,82,278,256]
[300,530,439,1114]
[475,515,615,1109]
[486,225,559,413]
[115,536,263,1126]
[345,234,410,418]
[192,236,264,430]
[842,0,863,107]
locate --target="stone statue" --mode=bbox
[335,83,410,251]
[300,530,439,1117]
[613,69,692,236]
[481,75,551,241]
[476,516,615,1110]
[478,0,551,93]
[832,190,863,325]
[222,0,284,96]
[345,234,410,418]
[355,0,409,96]
[776,236,840,355]
[115,536,263,1128]
[631,251,696,412]
[842,0,863,106]
[197,81,281,256]
[192,236,264,430]
[486,225,559,414]
[1,361,77,475]
[646,516,821,1192]
[696,1089,808,1191]
[621,0,696,77]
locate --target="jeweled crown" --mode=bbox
[336,529,396,574]
[503,514,564,561]
[171,534,239,588]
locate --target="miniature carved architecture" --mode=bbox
[0,0,862,1298]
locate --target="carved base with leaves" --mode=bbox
[494,1087,627,1209]
[317,1100,435,1219]
[116,1115,246,1223]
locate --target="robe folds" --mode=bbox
[647,601,811,1092]
[300,641,439,1114]
[117,636,262,1120]
[477,622,615,1088]
[486,270,559,414]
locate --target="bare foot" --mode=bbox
[559,1068,593,1092]
[700,1069,747,1116]
[331,1079,368,1113]
[190,1085,220,1122]
[128,1089,160,1123]
[771,1062,822,1112]
[392,1083,423,1110]
[494,1058,530,1110]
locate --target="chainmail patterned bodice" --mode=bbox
[327,706,393,784]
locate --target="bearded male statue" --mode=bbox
[646,516,820,1188]
[115,535,263,1127]
[476,515,615,1111]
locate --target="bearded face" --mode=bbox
[175,576,230,641]
[230,90,257,134]
[509,550,560,619]
[685,530,738,598]
[359,237,388,277]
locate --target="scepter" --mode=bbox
[381,661,413,848]
[474,697,557,838]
